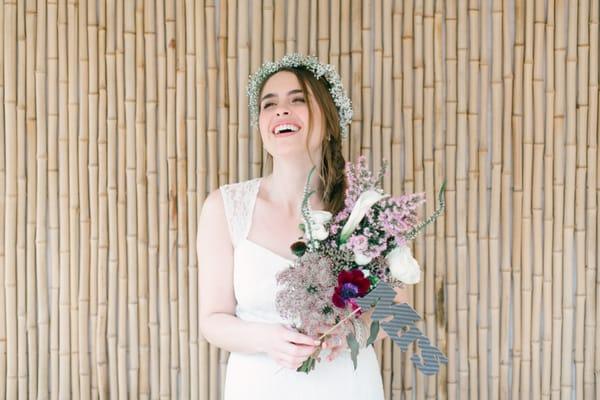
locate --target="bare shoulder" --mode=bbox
[197,188,231,249]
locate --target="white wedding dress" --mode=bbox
[220,178,384,400]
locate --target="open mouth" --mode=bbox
[272,123,301,135]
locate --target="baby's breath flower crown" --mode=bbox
[247,53,353,138]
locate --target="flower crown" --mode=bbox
[247,53,353,138]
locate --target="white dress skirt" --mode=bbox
[219,179,385,400]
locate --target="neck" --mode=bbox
[263,154,325,215]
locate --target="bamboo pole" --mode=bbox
[25,1,38,398]
[329,0,340,71]
[145,0,159,398]
[574,0,590,397]
[96,0,109,397]
[116,0,129,396]
[285,0,296,54]
[541,2,555,398]
[67,1,82,397]
[58,0,73,396]
[274,0,284,60]
[136,0,149,398]
[157,0,171,397]
[317,0,328,61]
[77,0,91,397]
[296,0,307,55]
[226,0,237,184]
[105,0,120,397]
[392,0,405,395]
[176,0,190,397]
[583,1,598,398]
[490,0,505,399]
[371,0,382,178]
[350,0,361,161]
[47,1,60,398]
[250,0,262,178]
[261,0,274,176]
[401,1,415,397]
[195,2,209,399]
[339,0,349,160]
[0,0,6,396]
[360,0,372,162]
[552,0,567,397]
[165,0,180,397]
[205,2,219,396]
[309,0,316,55]
[238,0,249,183]
[87,0,100,397]
[4,0,18,397]
[444,1,458,398]
[456,0,469,398]
[500,0,514,394]
[510,0,525,398]
[185,0,197,398]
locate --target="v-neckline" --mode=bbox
[242,237,295,264]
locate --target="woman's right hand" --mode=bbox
[257,324,321,370]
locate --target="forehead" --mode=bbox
[261,70,302,95]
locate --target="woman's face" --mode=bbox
[258,70,324,159]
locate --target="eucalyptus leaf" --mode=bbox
[346,333,359,370]
[366,320,380,347]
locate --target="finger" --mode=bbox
[327,347,343,362]
[285,330,321,346]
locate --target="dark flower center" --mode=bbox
[340,283,359,299]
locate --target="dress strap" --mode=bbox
[219,178,261,247]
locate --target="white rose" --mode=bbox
[339,190,388,243]
[354,251,373,265]
[386,245,421,284]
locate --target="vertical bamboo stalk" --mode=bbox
[205,2,219,396]
[360,0,372,162]
[156,0,171,397]
[530,1,547,398]
[226,0,237,184]
[274,0,284,59]
[238,0,249,183]
[176,0,190,397]
[350,0,361,161]
[552,0,567,397]
[57,0,72,396]
[444,1,458,398]
[0,0,6,396]
[339,0,350,159]
[250,0,262,178]
[261,0,274,176]
[490,0,505,399]
[195,1,209,399]
[296,0,307,55]
[47,1,60,398]
[317,0,328,61]
[329,0,340,70]
[542,2,555,398]
[116,0,129,396]
[165,0,179,397]
[145,1,159,398]
[583,1,598,398]
[67,1,82,397]
[285,0,296,53]
[519,0,534,397]
[371,0,382,179]
[25,1,38,397]
[96,0,109,396]
[456,0,469,398]
[478,0,490,399]
[136,0,149,398]
[423,1,437,398]
[510,0,525,397]
[5,0,19,397]
[185,0,198,397]
[500,0,515,395]
[87,0,100,397]
[105,0,120,397]
[77,0,91,397]
[574,0,589,397]
[309,0,316,55]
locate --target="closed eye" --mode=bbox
[292,97,305,103]
[262,102,275,110]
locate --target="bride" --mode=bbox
[197,54,405,399]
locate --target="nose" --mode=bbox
[276,108,290,116]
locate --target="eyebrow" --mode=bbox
[260,89,304,102]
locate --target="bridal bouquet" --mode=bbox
[275,157,446,373]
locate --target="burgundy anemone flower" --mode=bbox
[332,269,371,310]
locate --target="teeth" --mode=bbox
[274,124,300,134]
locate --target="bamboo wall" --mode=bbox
[0,0,598,399]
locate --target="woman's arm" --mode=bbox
[197,189,319,366]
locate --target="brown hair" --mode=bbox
[259,67,347,214]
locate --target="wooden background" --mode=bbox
[1,0,598,399]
